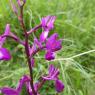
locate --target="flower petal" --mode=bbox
[49,64,55,74]
[0,87,19,95]
[45,51,55,61]
[55,80,64,93]
[41,16,56,30]
[0,24,10,47]
[42,64,59,80]
[47,16,56,30]
[34,38,42,48]
[46,33,62,52]
[29,43,36,55]
[0,48,11,61]
[16,75,30,93]
[40,30,49,42]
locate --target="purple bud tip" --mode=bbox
[17,0,26,6]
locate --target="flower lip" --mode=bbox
[55,80,64,93]
[45,33,62,60]
[0,48,11,61]
[45,51,55,61]
[0,87,19,95]
[46,33,62,52]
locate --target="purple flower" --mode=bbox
[42,64,64,92]
[46,33,62,52]
[40,16,56,42]
[41,16,56,31]
[40,30,49,42]
[45,33,62,60]
[0,48,11,61]
[45,51,55,61]
[0,87,19,95]
[55,80,65,93]
[0,24,11,61]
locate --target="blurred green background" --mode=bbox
[0,0,95,95]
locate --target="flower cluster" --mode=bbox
[0,0,64,95]
[0,65,64,95]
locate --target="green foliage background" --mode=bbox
[0,0,95,95]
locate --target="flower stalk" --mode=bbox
[0,0,64,95]
[18,5,37,95]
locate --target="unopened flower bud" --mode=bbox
[17,0,26,7]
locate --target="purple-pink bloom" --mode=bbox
[0,24,11,61]
[42,64,64,92]
[45,33,62,60]
[55,80,64,93]
[41,16,56,31]
[46,33,62,52]
[42,64,59,80]
[0,87,19,95]
[45,51,55,61]
[40,16,56,42]
[0,48,11,61]
[40,30,49,42]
